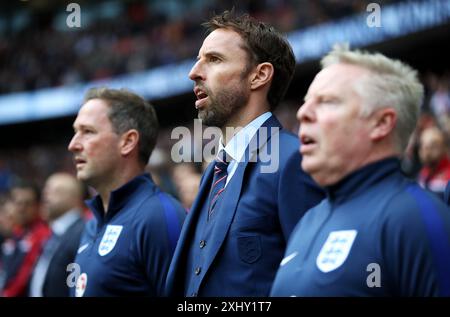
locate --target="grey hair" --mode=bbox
[321,44,424,154]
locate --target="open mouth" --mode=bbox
[300,134,317,154]
[194,87,209,109]
[301,135,315,145]
[74,157,87,167]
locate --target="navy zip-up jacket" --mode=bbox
[71,173,186,297]
[271,158,450,296]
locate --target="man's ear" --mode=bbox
[120,129,139,156]
[250,62,274,90]
[370,108,397,142]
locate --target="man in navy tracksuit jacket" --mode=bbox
[68,88,185,296]
[271,47,450,296]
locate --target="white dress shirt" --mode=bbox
[217,112,272,187]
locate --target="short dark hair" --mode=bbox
[11,179,41,203]
[84,87,159,165]
[203,10,296,110]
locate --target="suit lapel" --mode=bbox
[169,161,215,288]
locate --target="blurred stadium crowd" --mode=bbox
[0,0,450,297]
[0,0,401,94]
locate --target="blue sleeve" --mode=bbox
[136,195,186,296]
[277,148,325,239]
[380,185,450,296]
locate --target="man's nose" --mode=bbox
[189,60,205,82]
[68,133,81,152]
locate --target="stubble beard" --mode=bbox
[199,83,249,128]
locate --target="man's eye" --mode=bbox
[321,98,336,104]
[209,56,220,62]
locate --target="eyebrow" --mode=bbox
[73,124,94,131]
[197,50,226,60]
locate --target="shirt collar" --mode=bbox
[51,209,81,236]
[86,173,156,224]
[325,157,401,204]
[218,112,272,162]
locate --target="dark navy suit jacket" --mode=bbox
[165,116,324,296]
[445,181,450,205]
[41,217,85,296]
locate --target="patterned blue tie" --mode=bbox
[208,150,230,219]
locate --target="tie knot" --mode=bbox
[215,150,230,171]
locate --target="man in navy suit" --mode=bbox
[165,11,324,297]
[29,173,85,297]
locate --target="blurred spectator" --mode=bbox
[0,195,14,288]
[401,129,421,179]
[401,113,438,178]
[171,163,201,211]
[0,180,50,297]
[0,195,14,247]
[445,180,450,205]
[429,76,450,122]
[273,101,300,135]
[145,146,179,197]
[0,160,13,194]
[29,173,85,297]
[418,126,450,199]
